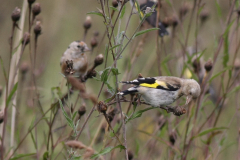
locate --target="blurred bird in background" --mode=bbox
[60,41,89,79]
[130,0,169,37]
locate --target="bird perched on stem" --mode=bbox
[118,76,200,108]
[60,41,89,78]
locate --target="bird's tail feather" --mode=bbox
[118,87,138,96]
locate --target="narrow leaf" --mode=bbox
[10,153,36,160]
[120,4,126,19]
[91,145,125,159]
[134,28,159,38]
[126,107,155,123]
[87,11,103,17]
[209,68,229,83]
[109,44,121,51]
[110,6,118,12]
[7,82,18,107]
[111,68,120,75]
[58,99,75,130]
[191,127,228,140]
[0,56,7,83]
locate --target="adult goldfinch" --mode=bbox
[118,76,201,107]
[60,41,89,77]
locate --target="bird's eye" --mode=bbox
[77,45,81,48]
[189,92,192,95]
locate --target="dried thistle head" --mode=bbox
[162,17,171,28]
[65,140,86,149]
[85,69,97,80]
[32,3,41,16]
[78,105,86,116]
[67,76,86,92]
[27,0,36,5]
[112,0,118,8]
[169,130,177,145]
[94,31,99,37]
[170,15,178,28]
[107,108,118,122]
[94,54,104,67]
[83,16,92,30]
[97,101,108,113]
[20,62,30,75]
[204,59,213,72]
[234,58,240,70]
[192,58,201,73]
[200,9,210,24]
[179,2,191,19]
[11,7,21,22]
[128,149,134,160]
[34,21,42,35]
[22,32,30,45]
[90,37,98,49]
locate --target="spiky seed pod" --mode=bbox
[34,21,42,35]
[107,114,114,122]
[234,59,240,70]
[112,0,118,8]
[204,59,213,72]
[22,32,30,45]
[20,62,30,75]
[27,0,36,5]
[162,17,170,28]
[83,16,92,30]
[94,54,104,66]
[94,31,99,37]
[90,37,98,49]
[78,105,86,116]
[171,15,178,28]
[128,149,134,160]
[200,9,210,24]
[192,58,201,73]
[97,101,108,113]
[11,7,21,22]
[32,3,41,16]
[169,131,177,145]
[179,2,190,19]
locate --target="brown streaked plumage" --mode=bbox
[60,41,89,77]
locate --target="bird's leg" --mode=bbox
[159,105,186,116]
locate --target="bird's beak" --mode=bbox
[185,96,192,105]
[85,46,90,51]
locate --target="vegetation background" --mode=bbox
[0,0,240,160]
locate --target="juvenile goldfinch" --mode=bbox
[118,76,200,107]
[60,41,89,77]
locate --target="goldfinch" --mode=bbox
[118,76,200,107]
[60,41,89,77]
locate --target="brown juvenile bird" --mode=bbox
[60,41,89,78]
